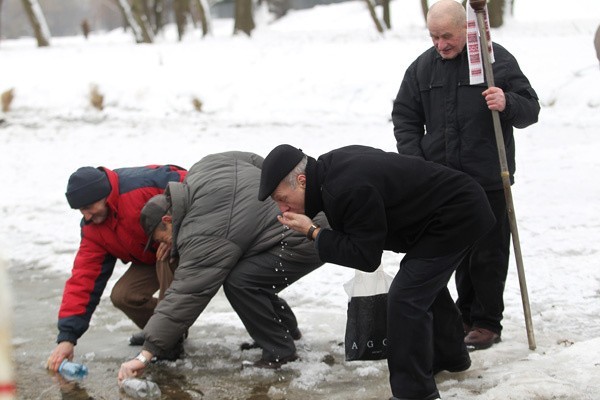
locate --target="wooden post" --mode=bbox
[469,0,536,350]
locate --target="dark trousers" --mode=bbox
[110,260,175,329]
[387,248,469,400]
[223,253,322,362]
[455,189,511,334]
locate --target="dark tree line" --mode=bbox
[0,0,212,45]
[0,0,519,48]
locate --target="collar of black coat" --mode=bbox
[304,156,324,219]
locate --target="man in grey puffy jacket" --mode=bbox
[118,151,326,381]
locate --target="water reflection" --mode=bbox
[48,371,94,400]
[150,368,204,399]
[48,367,207,399]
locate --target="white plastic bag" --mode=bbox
[343,266,394,298]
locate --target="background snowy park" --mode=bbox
[1,0,599,398]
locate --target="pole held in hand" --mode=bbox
[469,0,536,350]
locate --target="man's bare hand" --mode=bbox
[482,87,506,112]
[47,341,75,372]
[117,358,145,384]
[156,242,171,261]
[277,212,314,237]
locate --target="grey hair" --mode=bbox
[284,156,308,189]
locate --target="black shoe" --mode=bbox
[251,353,298,369]
[240,329,301,351]
[433,355,471,375]
[390,397,440,400]
[128,331,145,346]
[240,341,261,351]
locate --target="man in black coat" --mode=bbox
[258,144,496,400]
[392,0,540,350]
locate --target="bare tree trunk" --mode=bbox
[153,0,165,34]
[192,0,212,37]
[140,0,153,28]
[114,0,151,43]
[381,0,391,29]
[364,0,384,34]
[266,0,290,19]
[21,0,50,47]
[420,0,428,24]
[131,0,154,42]
[173,0,189,41]
[234,0,254,36]
[488,0,504,28]
[81,18,91,39]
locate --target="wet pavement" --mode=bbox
[9,263,392,400]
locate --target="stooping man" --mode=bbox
[118,151,326,382]
[47,164,187,372]
[392,0,540,350]
[258,144,496,400]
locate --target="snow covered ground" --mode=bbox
[1,0,599,398]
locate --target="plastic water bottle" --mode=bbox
[120,378,161,399]
[58,360,88,380]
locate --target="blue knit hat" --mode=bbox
[65,167,111,209]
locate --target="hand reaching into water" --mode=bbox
[47,341,74,372]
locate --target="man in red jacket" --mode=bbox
[47,165,186,371]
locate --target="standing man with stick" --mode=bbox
[392,0,539,350]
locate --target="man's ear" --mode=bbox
[298,174,307,188]
[162,215,172,224]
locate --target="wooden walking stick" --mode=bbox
[468,0,536,350]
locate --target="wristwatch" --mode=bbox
[307,223,320,240]
[135,353,150,367]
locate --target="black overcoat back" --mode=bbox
[304,145,495,271]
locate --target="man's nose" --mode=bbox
[81,211,92,221]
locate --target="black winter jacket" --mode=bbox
[304,146,496,271]
[392,43,540,191]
